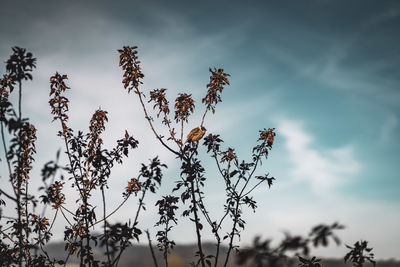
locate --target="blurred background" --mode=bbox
[0,0,399,261]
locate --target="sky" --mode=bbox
[1,0,399,260]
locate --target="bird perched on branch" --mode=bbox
[186,126,207,143]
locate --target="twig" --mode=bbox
[190,179,206,267]
[18,81,21,120]
[134,88,179,156]
[90,197,129,227]
[112,187,148,266]
[101,187,111,264]
[146,229,159,267]
[0,188,17,202]
[242,179,264,198]
[222,156,261,267]
[0,121,18,198]
[200,108,208,127]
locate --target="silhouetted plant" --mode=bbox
[155,195,179,267]
[0,48,59,267]
[298,256,321,267]
[5,46,36,119]
[1,46,168,267]
[0,45,383,267]
[236,222,344,267]
[118,45,277,267]
[344,240,375,267]
[309,222,343,247]
[48,72,168,267]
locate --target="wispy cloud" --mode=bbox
[380,114,398,144]
[364,4,400,27]
[278,120,360,195]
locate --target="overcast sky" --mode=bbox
[1,0,399,260]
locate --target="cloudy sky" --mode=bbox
[1,0,399,260]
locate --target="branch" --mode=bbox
[145,229,159,267]
[0,188,17,202]
[134,88,180,156]
[90,197,129,227]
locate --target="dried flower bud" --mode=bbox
[220,148,236,163]
[259,128,275,147]
[202,68,230,114]
[49,72,72,138]
[174,93,195,122]
[149,88,170,117]
[124,178,141,197]
[48,181,66,209]
[0,75,14,102]
[88,109,108,142]
[118,46,144,92]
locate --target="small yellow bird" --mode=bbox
[186,126,207,143]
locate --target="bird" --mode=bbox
[186,126,207,143]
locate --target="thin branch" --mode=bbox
[200,108,208,128]
[162,110,181,148]
[0,122,13,176]
[60,129,84,199]
[146,229,159,267]
[0,121,18,198]
[180,120,184,146]
[0,188,17,202]
[134,88,179,156]
[60,205,75,216]
[222,156,261,267]
[60,207,73,227]
[18,81,21,120]
[112,188,148,266]
[241,179,264,198]
[90,197,129,227]
[190,179,206,267]
[41,153,61,217]
[101,187,111,264]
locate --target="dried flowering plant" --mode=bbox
[1,46,166,267]
[0,47,57,267]
[118,45,278,267]
[47,72,166,267]
[0,45,377,267]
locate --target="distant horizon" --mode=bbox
[44,241,400,262]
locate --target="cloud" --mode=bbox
[364,4,400,27]
[380,114,398,144]
[278,120,360,195]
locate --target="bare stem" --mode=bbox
[134,88,179,156]
[223,156,261,267]
[0,121,18,199]
[145,230,159,267]
[60,207,73,227]
[18,81,21,120]
[90,197,129,227]
[164,221,169,267]
[0,122,12,178]
[181,120,184,146]
[200,108,208,127]
[113,188,148,266]
[190,179,206,267]
[101,187,111,264]
[242,179,264,198]
[0,188,17,202]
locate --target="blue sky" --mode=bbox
[1,0,399,260]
